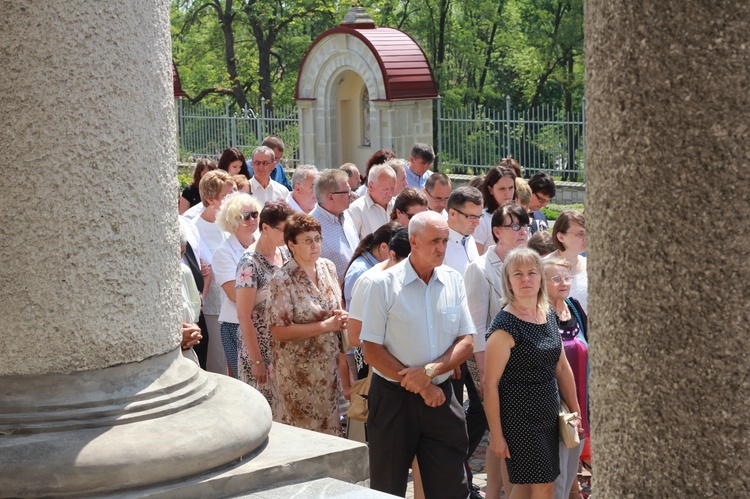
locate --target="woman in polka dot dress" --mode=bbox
[483,248,582,498]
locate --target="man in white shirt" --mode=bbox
[424,172,452,219]
[310,169,360,284]
[285,164,318,213]
[248,145,290,206]
[405,142,435,189]
[441,185,487,496]
[347,163,396,239]
[361,211,475,498]
[443,186,483,275]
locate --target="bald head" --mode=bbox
[409,210,448,237]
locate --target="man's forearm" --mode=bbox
[362,341,407,380]
[427,334,474,377]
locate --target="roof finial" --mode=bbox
[340,5,375,29]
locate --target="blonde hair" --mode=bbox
[501,247,549,315]
[515,177,532,208]
[216,192,260,234]
[199,169,232,207]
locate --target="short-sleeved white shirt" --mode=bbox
[473,208,495,253]
[213,234,247,324]
[360,257,476,384]
[346,191,395,240]
[443,227,479,275]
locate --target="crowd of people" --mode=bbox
[176,136,589,499]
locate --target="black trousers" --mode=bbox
[368,374,469,498]
[451,361,488,486]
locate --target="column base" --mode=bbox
[0,349,271,497]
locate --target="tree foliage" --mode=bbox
[171,0,584,113]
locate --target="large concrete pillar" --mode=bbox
[586,1,750,496]
[0,3,270,496]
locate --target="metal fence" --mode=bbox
[436,97,586,182]
[177,98,300,167]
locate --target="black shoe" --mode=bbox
[469,483,483,499]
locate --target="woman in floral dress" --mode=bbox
[235,201,294,418]
[267,213,348,437]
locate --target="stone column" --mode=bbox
[586,1,750,496]
[0,3,270,496]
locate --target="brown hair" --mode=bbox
[283,212,322,247]
[218,147,250,178]
[528,231,557,257]
[192,159,217,187]
[552,210,585,252]
[482,165,517,213]
[390,188,428,220]
[364,149,397,179]
[232,174,250,192]
[498,156,522,179]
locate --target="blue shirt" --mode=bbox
[310,205,360,285]
[405,165,433,190]
[343,252,378,310]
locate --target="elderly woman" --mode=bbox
[464,202,530,499]
[544,257,589,499]
[484,248,581,499]
[213,192,261,378]
[235,200,295,416]
[546,210,588,313]
[180,159,216,214]
[475,165,518,255]
[267,213,348,436]
[389,187,428,227]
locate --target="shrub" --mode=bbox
[541,203,585,221]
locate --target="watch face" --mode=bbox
[425,367,434,377]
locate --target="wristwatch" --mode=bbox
[424,365,435,379]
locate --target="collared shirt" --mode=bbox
[310,204,359,284]
[443,227,479,275]
[405,165,433,190]
[464,247,504,353]
[360,257,476,385]
[285,193,316,214]
[250,177,290,206]
[473,208,495,253]
[246,161,292,190]
[346,191,395,239]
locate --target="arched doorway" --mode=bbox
[333,70,371,169]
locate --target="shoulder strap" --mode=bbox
[565,297,587,342]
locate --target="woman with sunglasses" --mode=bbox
[464,201,530,499]
[267,213,348,436]
[543,256,589,499]
[213,192,262,378]
[235,200,295,416]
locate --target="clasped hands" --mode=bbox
[323,309,348,331]
[397,365,454,408]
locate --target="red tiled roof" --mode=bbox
[295,27,438,101]
[173,61,188,98]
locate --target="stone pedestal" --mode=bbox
[586,1,750,496]
[0,3,275,496]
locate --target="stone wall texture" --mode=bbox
[0,1,180,375]
[585,0,750,495]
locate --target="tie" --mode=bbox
[461,235,469,257]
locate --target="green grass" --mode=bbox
[541,203,585,221]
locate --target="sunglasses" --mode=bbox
[241,211,259,221]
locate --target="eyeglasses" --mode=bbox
[252,160,273,167]
[453,208,483,221]
[565,230,586,238]
[549,275,574,285]
[499,223,531,232]
[534,192,553,206]
[331,190,352,196]
[241,211,259,221]
[295,235,323,246]
[425,190,450,203]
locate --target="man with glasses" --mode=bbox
[443,185,487,499]
[527,172,556,235]
[310,169,359,284]
[424,172,452,218]
[248,145,290,206]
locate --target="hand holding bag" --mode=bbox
[559,401,581,449]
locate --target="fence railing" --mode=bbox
[177,98,300,167]
[436,96,585,182]
[177,97,585,182]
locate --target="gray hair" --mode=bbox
[178,218,190,248]
[291,164,318,187]
[252,145,276,163]
[368,163,397,184]
[385,158,406,175]
[314,168,349,204]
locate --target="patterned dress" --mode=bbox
[235,248,289,418]
[267,257,343,437]
[487,309,562,484]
